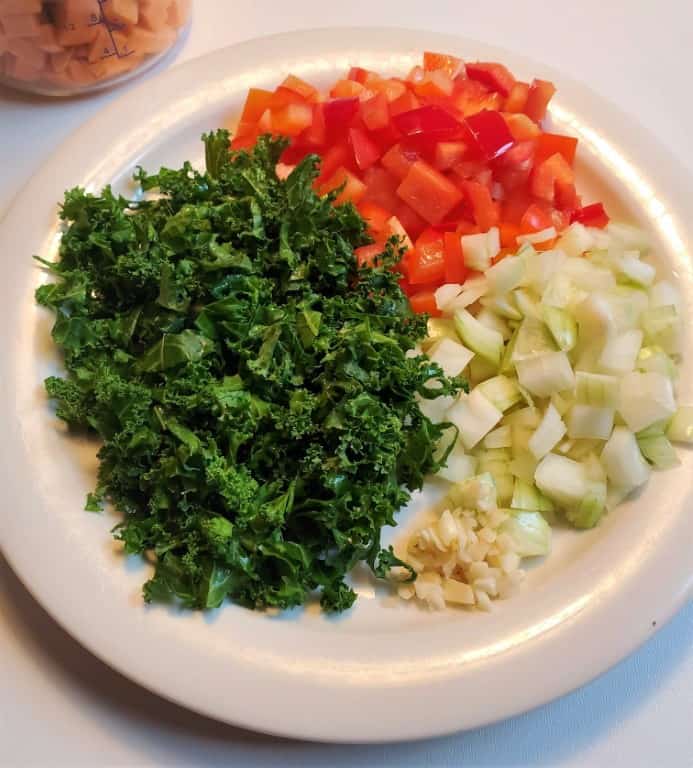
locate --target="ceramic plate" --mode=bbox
[1,28,692,742]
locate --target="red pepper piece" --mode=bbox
[465,62,516,97]
[392,105,464,141]
[570,202,610,229]
[464,110,515,161]
[323,97,360,140]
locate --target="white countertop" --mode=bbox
[1,2,692,765]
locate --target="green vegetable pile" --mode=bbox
[36,131,464,612]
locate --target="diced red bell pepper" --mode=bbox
[323,97,360,139]
[443,230,468,283]
[524,79,556,123]
[409,289,441,316]
[319,167,366,206]
[392,105,464,141]
[397,160,464,226]
[499,222,521,248]
[452,79,503,117]
[239,88,273,124]
[502,189,532,226]
[531,152,574,201]
[423,51,465,79]
[520,202,553,233]
[503,112,540,141]
[371,77,407,103]
[504,81,529,113]
[269,85,311,111]
[493,139,536,190]
[348,127,381,170]
[315,142,352,185]
[434,141,468,171]
[393,203,427,242]
[462,180,499,231]
[357,201,392,237]
[464,109,515,160]
[535,132,578,166]
[571,202,610,229]
[257,109,272,134]
[298,103,326,147]
[465,62,516,97]
[409,228,446,284]
[456,221,482,237]
[411,70,455,100]
[381,142,420,180]
[437,202,473,231]
[281,74,318,101]
[362,166,401,211]
[452,158,493,185]
[389,89,421,117]
[384,214,415,251]
[348,66,376,84]
[360,92,390,131]
[407,65,426,85]
[270,102,313,137]
[398,275,413,296]
[233,119,258,140]
[555,180,581,214]
[331,79,372,99]
[355,242,385,268]
[550,209,571,234]
[231,132,258,150]
[279,143,309,165]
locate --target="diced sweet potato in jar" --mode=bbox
[103,0,139,25]
[1,12,41,39]
[127,25,175,55]
[37,23,63,54]
[168,0,190,29]
[0,0,41,13]
[5,50,43,80]
[0,0,191,94]
[7,35,45,69]
[88,27,131,63]
[139,0,170,31]
[50,48,74,74]
[54,0,101,47]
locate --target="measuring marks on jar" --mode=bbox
[84,1,136,63]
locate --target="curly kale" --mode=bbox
[37,130,465,613]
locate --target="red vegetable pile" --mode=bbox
[230,51,610,315]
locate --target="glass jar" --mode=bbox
[0,0,191,96]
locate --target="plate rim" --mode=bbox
[1,26,692,742]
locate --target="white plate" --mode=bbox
[1,28,692,743]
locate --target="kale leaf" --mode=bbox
[37,130,466,612]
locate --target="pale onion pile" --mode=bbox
[398,220,693,610]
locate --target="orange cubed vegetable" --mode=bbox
[49,48,73,73]
[6,36,45,70]
[126,25,175,55]
[5,51,42,80]
[167,0,190,29]
[98,52,143,78]
[270,101,313,137]
[0,0,41,12]
[139,0,169,31]
[66,57,99,84]
[37,24,63,54]
[319,167,366,206]
[104,0,139,26]
[88,28,132,63]
[1,12,41,38]
[55,0,101,47]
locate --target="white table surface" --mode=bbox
[1,1,692,765]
